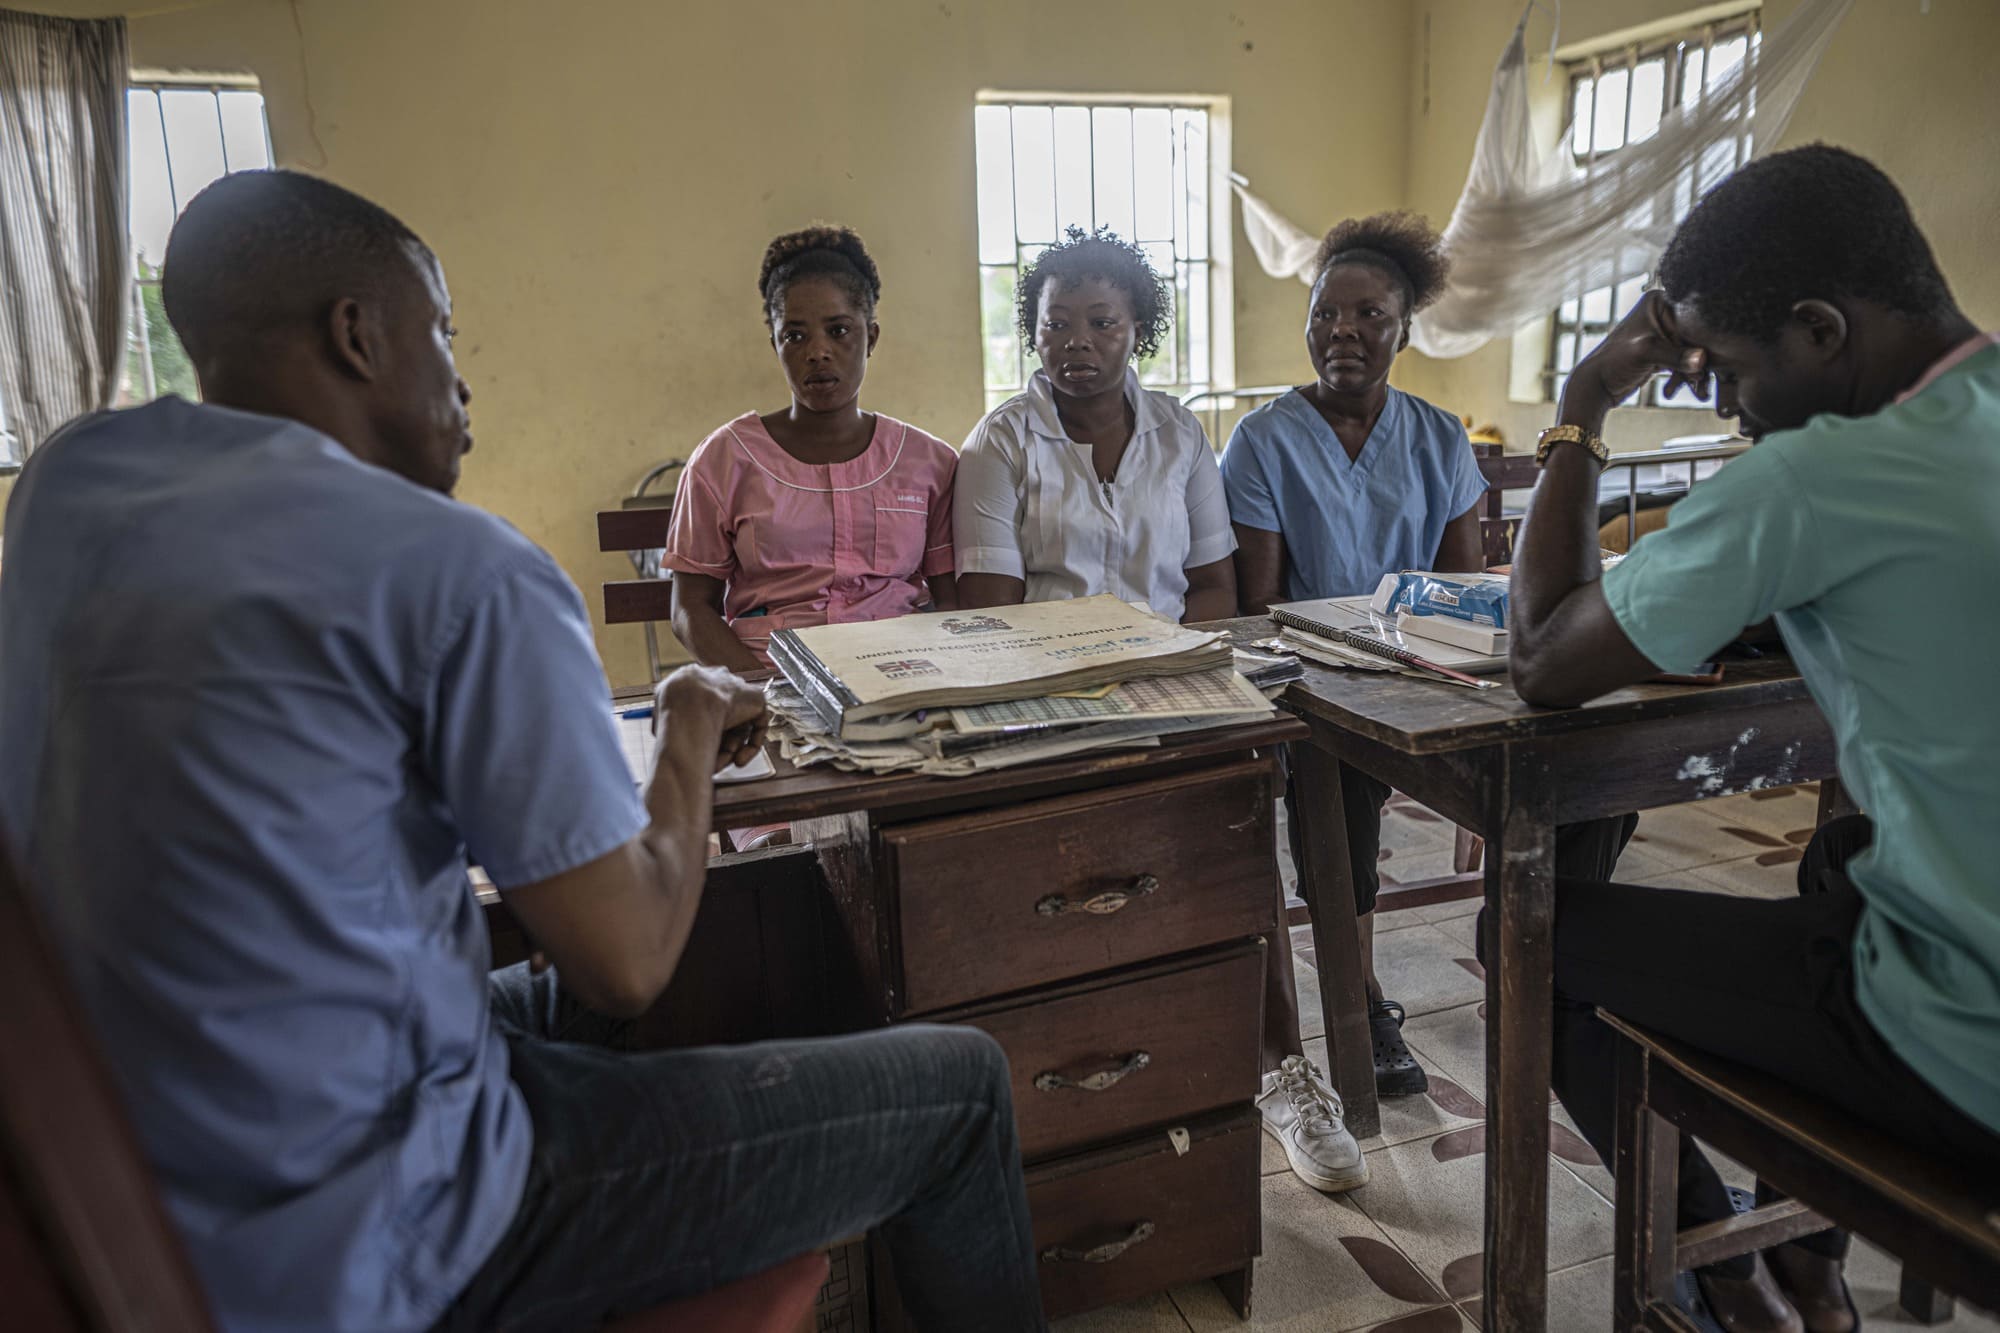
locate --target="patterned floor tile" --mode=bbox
[1403,1000,1616,1202]
[1684,852,1804,901]
[1607,834,1697,883]
[1175,1183,1447,1332]
[1378,846,1461,889]
[1372,924,1485,1019]
[1414,894,1482,923]
[1054,1291,1193,1332]
[1290,954,1324,1042]
[1346,1128,1615,1300]
[1701,783,1824,840]
[1624,801,1773,873]
[1626,865,1729,893]
[1459,1253,1612,1330]
[1398,1002,1486,1094]
[1844,1236,2000,1329]
[1430,912,1477,954]
[1376,906,1432,934]
[1349,1307,1474,1332]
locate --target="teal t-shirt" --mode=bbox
[1601,341,2000,1134]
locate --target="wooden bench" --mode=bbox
[1607,1010,2000,1330]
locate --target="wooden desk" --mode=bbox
[1235,618,1838,1332]
[713,716,1305,1325]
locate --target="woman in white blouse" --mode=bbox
[954,226,1238,623]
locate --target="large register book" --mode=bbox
[768,594,1232,736]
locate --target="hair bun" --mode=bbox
[1313,210,1450,313]
[758,225,882,305]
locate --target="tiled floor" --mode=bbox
[1053,787,2000,1333]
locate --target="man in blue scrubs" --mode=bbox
[1508,145,2000,1333]
[0,170,1045,1333]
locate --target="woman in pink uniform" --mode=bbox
[665,226,959,675]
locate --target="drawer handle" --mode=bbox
[1034,874,1159,918]
[1033,1051,1151,1094]
[1040,1220,1157,1265]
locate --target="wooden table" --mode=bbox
[1234,618,1839,1332]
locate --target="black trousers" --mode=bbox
[1283,753,1635,917]
[1534,815,2000,1278]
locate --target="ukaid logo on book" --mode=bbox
[873,658,943,679]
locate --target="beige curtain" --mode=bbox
[0,10,129,460]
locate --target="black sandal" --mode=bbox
[1369,998,1428,1096]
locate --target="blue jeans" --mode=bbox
[433,964,1047,1332]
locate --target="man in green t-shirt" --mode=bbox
[1508,144,1999,1333]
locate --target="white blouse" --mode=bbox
[954,368,1237,622]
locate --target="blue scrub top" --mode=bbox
[1220,386,1487,599]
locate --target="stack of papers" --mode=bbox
[765,598,1276,777]
[1233,643,1305,692]
[769,595,1232,738]
[1269,595,1508,680]
[614,706,777,787]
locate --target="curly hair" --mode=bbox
[1659,144,1955,343]
[1311,211,1451,315]
[1014,225,1173,361]
[758,225,883,327]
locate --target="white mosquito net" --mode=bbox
[1233,0,1853,359]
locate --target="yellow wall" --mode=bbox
[96,0,1416,684]
[10,0,1996,677]
[1393,0,2000,454]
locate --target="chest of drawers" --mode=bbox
[807,751,1283,1323]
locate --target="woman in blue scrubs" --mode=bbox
[1223,212,1633,1113]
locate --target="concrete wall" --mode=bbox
[8,1,1995,681]
[99,0,1414,683]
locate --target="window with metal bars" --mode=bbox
[973,98,1228,414]
[1546,11,1761,406]
[121,81,273,405]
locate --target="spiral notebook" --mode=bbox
[1269,595,1508,674]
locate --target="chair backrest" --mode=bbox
[598,499,677,627]
[1479,515,1519,569]
[0,839,215,1332]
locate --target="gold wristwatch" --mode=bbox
[1535,424,1611,469]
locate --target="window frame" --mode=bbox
[1,385,18,473]
[122,77,273,406]
[1544,11,1761,407]
[973,93,1234,413]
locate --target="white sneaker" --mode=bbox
[1257,1055,1369,1192]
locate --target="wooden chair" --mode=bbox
[0,843,216,1332]
[0,837,828,1332]
[1479,514,1521,569]
[599,462,684,682]
[1607,1010,2000,1330]
[606,1254,829,1333]
[599,498,676,631]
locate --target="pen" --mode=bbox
[1332,628,1497,690]
[618,704,654,720]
